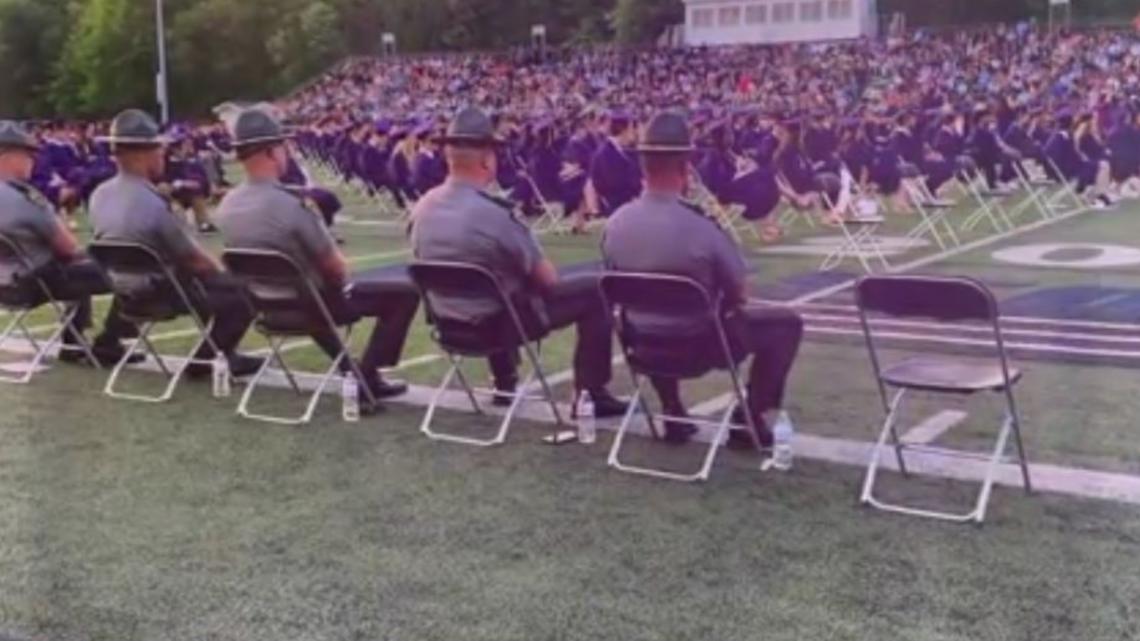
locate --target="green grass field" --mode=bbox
[3,168,1140,640]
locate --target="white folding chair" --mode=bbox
[408,261,570,447]
[0,233,100,383]
[899,162,960,250]
[955,157,1014,234]
[855,275,1032,525]
[89,240,222,403]
[223,249,379,425]
[599,272,762,482]
[816,173,889,274]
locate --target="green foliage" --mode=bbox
[613,0,682,44]
[0,0,69,117]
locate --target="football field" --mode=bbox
[2,171,1140,640]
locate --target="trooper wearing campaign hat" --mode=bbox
[602,110,804,448]
[0,120,138,366]
[216,108,418,412]
[409,106,626,417]
[89,109,263,379]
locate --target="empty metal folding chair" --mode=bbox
[223,249,378,425]
[408,261,569,446]
[0,233,99,383]
[899,162,959,250]
[956,157,1014,234]
[88,240,220,403]
[816,173,889,273]
[855,275,1032,525]
[1040,156,1090,215]
[599,272,761,482]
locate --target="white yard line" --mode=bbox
[803,301,1140,333]
[690,393,736,416]
[801,312,1140,344]
[803,324,1140,359]
[901,410,969,445]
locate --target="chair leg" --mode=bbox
[0,305,93,384]
[237,335,349,425]
[103,319,213,403]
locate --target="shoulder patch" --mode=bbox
[477,190,515,211]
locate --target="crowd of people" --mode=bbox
[4,22,1140,447]
[289,24,1140,237]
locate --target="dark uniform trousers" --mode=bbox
[38,259,134,347]
[308,281,421,380]
[488,273,613,393]
[187,273,257,358]
[651,305,804,418]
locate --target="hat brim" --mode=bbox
[436,134,505,147]
[95,135,170,147]
[231,132,293,148]
[637,143,695,154]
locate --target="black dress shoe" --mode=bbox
[492,380,517,407]
[588,389,629,419]
[662,419,699,445]
[365,376,407,400]
[187,354,265,380]
[58,344,144,368]
[727,407,773,451]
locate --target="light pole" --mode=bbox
[155,0,170,124]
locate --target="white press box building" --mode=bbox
[683,0,879,46]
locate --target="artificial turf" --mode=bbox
[3,168,1140,639]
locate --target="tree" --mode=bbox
[0,0,69,117]
[612,0,682,44]
[52,0,156,117]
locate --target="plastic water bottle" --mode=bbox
[577,392,596,445]
[211,354,230,398]
[342,373,360,422]
[772,411,794,471]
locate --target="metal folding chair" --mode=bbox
[408,261,569,447]
[223,249,378,425]
[88,240,219,403]
[855,275,1032,525]
[1005,159,1056,223]
[1040,156,1090,215]
[0,233,99,383]
[599,272,761,482]
[816,173,889,273]
[956,157,1014,234]
[899,162,960,250]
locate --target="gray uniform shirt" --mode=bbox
[409,178,543,321]
[89,172,200,269]
[602,190,748,334]
[215,179,338,287]
[0,180,60,272]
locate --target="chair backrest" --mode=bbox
[408,260,537,355]
[599,272,738,380]
[856,275,995,323]
[222,249,320,311]
[855,275,1013,400]
[0,232,48,308]
[88,239,196,321]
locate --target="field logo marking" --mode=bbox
[992,243,1140,269]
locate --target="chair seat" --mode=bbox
[844,216,884,225]
[923,199,955,209]
[881,357,1020,393]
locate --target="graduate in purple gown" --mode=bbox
[588,111,641,217]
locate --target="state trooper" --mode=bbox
[88,109,262,378]
[603,111,804,448]
[0,120,135,366]
[215,108,419,410]
[409,106,625,416]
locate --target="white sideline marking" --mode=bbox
[8,333,1140,507]
[802,312,1140,344]
[901,410,968,445]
